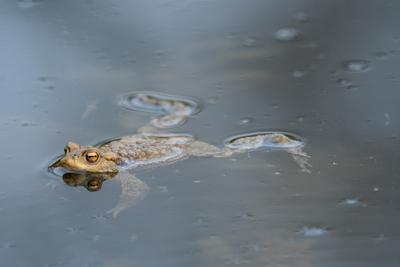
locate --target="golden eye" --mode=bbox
[85,151,99,163]
[87,179,101,192]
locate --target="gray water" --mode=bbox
[1,0,400,266]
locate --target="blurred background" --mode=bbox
[1,0,400,266]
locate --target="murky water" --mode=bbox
[2,0,400,266]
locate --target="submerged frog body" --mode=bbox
[49,92,310,217]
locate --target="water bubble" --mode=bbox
[292,70,305,78]
[375,51,388,60]
[37,76,50,82]
[294,12,310,23]
[238,117,254,125]
[130,233,138,242]
[342,60,371,73]
[373,234,386,242]
[384,113,391,126]
[346,85,358,91]
[158,186,168,193]
[17,0,42,9]
[272,104,280,109]
[0,242,16,249]
[274,28,301,41]
[242,37,257,47]
[339,198,367,207]
[66,227,82,234]
[207,96,219,104]
[92,235,101,242]
[336,78,352,88]
[299,226,327,237]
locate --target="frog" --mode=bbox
[49,91,310,217]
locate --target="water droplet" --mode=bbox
[130,233,138,242]
[207,96,219,104]
[294,12,310,23]
[342,60,371,73]
[37,76,49,82]
[384,113,391,126]
[299,227,327,237]
[274,28,301,41]
[375,51,388,60]
[0,242,16,249]
[339,198,367,207]
[234,211,255,220]
[238,117,254,125]
[336,78,352,88]
[17,0,42,9]
[272,104,280,109]
[66,227,82,234]
[346,85,358,91]
[92,235,101,242]
[292,70,305,78]
[242,37,257,47]
[158,186,168,193]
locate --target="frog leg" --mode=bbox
[185,141,234,157]
[186,132,311,172]
[224,132,312,173]
[138,114,189,134]
[107,171,149,218]
[285,147,312,173]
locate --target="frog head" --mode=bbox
[49,142,121,174]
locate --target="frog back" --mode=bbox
[100,133,195,170]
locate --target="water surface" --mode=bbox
[1,0,400,266]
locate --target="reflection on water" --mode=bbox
[2,0,400,266]
[62,172,116,192]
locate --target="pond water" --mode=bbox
[2,0,400,266]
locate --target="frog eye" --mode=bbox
[85,151,99,163]
[87,179,102,192]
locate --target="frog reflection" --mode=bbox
[49,92,311,217]
[62,172,116,192]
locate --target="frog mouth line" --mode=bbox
[48,157,117,176]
